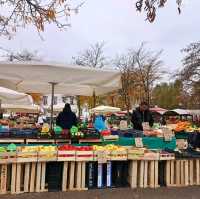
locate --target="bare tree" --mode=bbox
[0,0,83,38]
[73,42,107,69]
[0,47,41,61]
[180,42,200,84]
[114,52,137,122]
[73,42,108,107]
[134,43,164,105]
[136,0,182,23]
[178,42,200,109]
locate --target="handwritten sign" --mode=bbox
[135,138,143,148]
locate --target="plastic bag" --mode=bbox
[94,116,106,132]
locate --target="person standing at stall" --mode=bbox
[56,103,77,129]
[131,101,154,131]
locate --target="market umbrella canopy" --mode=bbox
[2,104,40,113]
[0,62,121,95]
[91,105,121,113]
[0,86,33,105]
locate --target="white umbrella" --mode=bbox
[44,103,77,113]
[91,105,121,113]
[0,86,33,105]
[2,104,40,113]
[0,62,121,127]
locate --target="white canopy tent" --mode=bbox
[90,105,121,114]
[0,86,33,105]
[0,62,121,127]
[44,103,77,113]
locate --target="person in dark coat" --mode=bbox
[131,101,154,131]
[56,103,77,129]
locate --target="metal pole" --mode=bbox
[49,82,56,130]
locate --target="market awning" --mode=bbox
[150,107,168,115]
[0,86,33,105]
[0,61,121,127]
[164,109,191,116]
[0,62,121,96]
[90,105,121,113]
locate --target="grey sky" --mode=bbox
[0,0,199,78]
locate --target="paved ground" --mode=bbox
[2,187,200,199]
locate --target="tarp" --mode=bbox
[91,105,121,113]
[0,86,33,105]
[0,62,121,95]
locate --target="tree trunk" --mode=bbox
[77,96,81,119]
[93,91,96,108]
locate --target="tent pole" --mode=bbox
[49,82,56,130]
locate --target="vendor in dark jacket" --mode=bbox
[56,103,77,129]
[131,101,154,131]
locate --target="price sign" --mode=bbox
[163,128,173,141]
[120,120,128,130]
[135,138,143,148]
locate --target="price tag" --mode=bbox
[97,151,107,164]
[135,138,143,148]
[163,128,173,141]
[120,120,128,130]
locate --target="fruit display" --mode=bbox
[174,121,191,132]
[174,121,200,133]
[70,126,84,139]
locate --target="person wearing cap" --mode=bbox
[131,101,154,131]
[56,103,77,130]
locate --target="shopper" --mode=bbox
[56,103,77,129]
[131,101,154,131]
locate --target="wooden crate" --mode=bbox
[165,159,199,187]
[128,160,159,188]
[17,152,38,163]
[0,164,8,194]
[109,150,127,161]
[38,151,57,162]
[141,152,160,161]
[57,151,76,161]
[128,149,145,160]
[93,151,110,162]
[10,162,47,194]
[0,152,17,164]
[160,153,175,160]
[76,151,94,162]
[62,161,87,191]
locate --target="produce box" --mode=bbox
[17,151,38,163]
[175,132,189,139]
[128,148,145,160]
[93,150,110,162]
[38,151,57,162]
[0,152,16,164]
[76,151,94,161]
[142,137,176,150]
[57,150,76,161]
[141,151,160,160]
[159,152,175,160]
[108,150,127,161]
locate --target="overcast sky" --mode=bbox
[0,0,199,79]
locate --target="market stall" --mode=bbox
[0,63,200,195]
